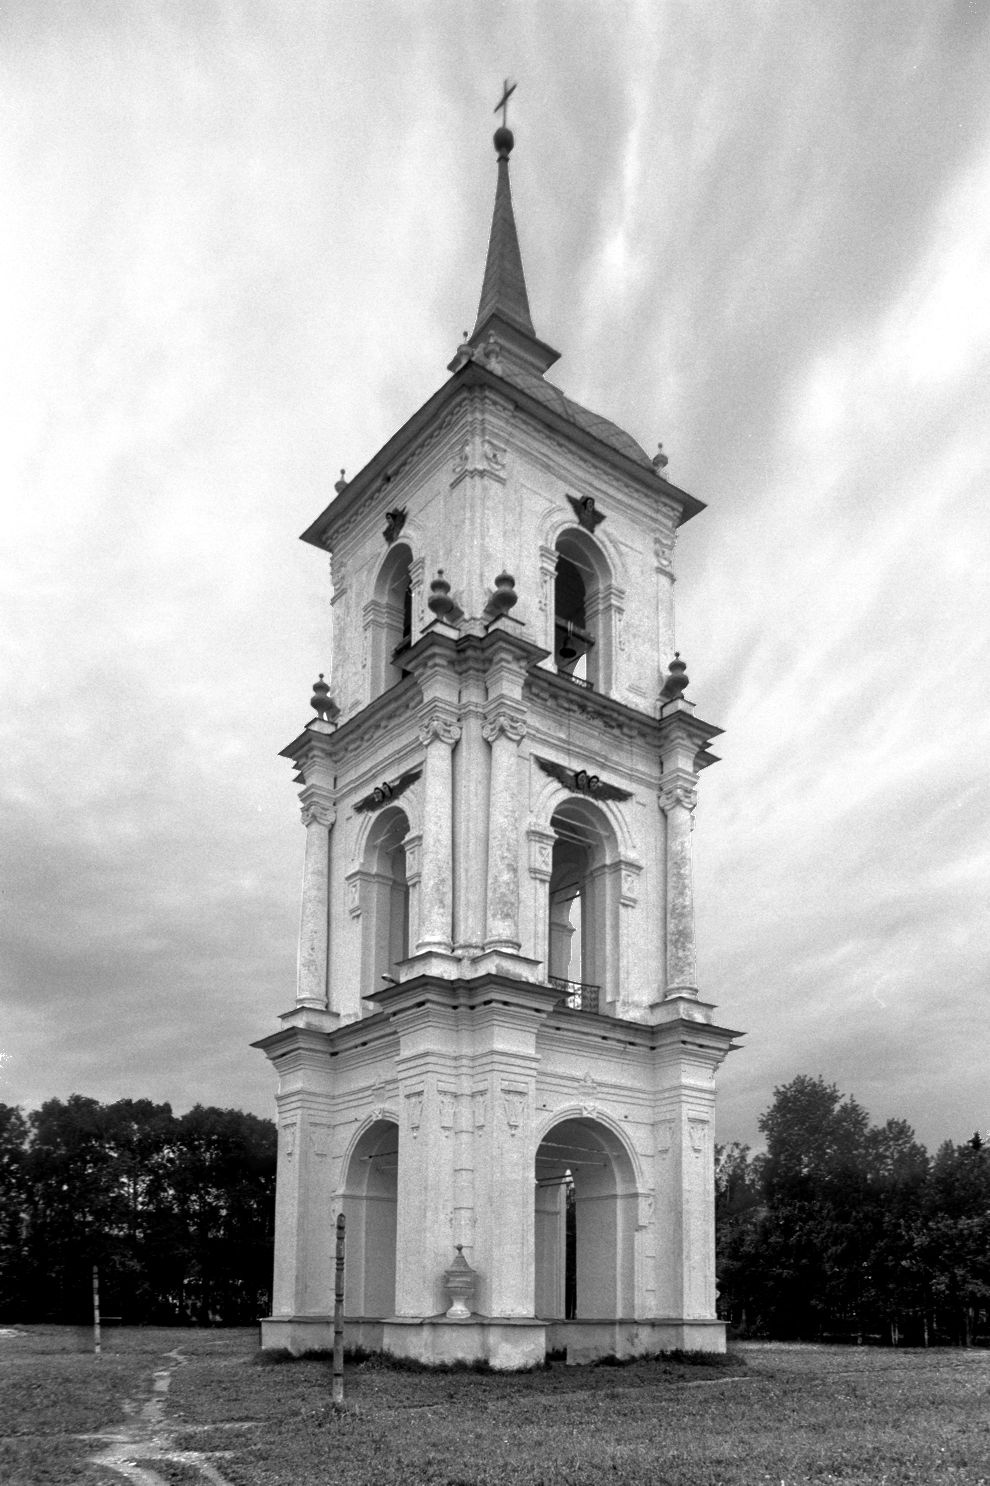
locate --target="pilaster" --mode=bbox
[656,699,722,1001]
[254,1025,338,1322]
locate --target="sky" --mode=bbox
[2,0,989,1155]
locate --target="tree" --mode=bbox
[714,1142,763,1332]
[0,1104,30,1315]
[1,1095,277,1325]
[717,1076,933,1343]
[922,1140,990,1345]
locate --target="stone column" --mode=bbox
[297,799,335,1008]
[658,775,698,995]
[295,733,336,1010]
[452,664,488,957]
[416,710,461,954]
[482,707,526,952]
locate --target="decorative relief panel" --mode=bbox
[280,1122,297,1159]
[346,876,362,917]
[310,1124,332,1158]
[438,1088,457,1133]
[500,1083,528,1136]
[653,530,676,574]
[636,1192,655,1231]
[472,1089,488,1130]
[655,1120,675,1157]
[688,1118,709,1158]
[405,1090,425,1138]
[527,828,554,881]
[619,864,642,907]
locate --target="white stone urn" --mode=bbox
[443,1245,476,1319]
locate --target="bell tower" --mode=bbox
[255,119,741,1368]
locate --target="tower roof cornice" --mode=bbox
[302,361,704,552]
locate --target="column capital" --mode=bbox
[658,773,697,815]
[300,791,336,829]
[482,702,526,744]
[418,706,461,748]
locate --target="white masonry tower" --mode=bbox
[256,116,740,1368]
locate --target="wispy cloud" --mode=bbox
[1,3,988,1150]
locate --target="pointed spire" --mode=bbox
[455,110,560,379]
[473,127,535,338]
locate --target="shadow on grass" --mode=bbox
[253,1344,744,1376]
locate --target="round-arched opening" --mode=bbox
[547,799,617,1011]
[534,1117,637,1321]
[341,1119,399,1318]
[553,530,611,688]
[371,543,414,693]
[361,806,411,993]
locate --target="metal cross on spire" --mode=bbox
[494,79,517,128]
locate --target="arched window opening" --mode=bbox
[534,1118,636,1323]
[553,531,611,690]
[361,807,411,997]
[384,836,409,976]
[341,1119,398,1318]
[368,543,415,695]
[547,803,613,1013]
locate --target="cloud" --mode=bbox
[1,3,989,1159]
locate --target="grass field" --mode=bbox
[1,1326,988,1486]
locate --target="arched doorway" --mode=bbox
[341,1119,398,1317]
[534,1117,637,1321]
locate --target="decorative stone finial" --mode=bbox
[488,571,518,617]
[427,569,456,621]
[443,1245,477,1319]
[480,333,503,374]
[309,674,340,724]
[661,653,689,702]
[451,332,474,370]
[652,443,669,475]
[334,469,348,493]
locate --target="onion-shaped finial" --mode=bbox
[661,652,689,701]
[427,569,455,620]
[310,673,339,723]
[334,468,348,493]
[488,570,518,616]
[493,124,514,158]
[652,443,669,475]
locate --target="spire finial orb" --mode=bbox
[493,78,516,159]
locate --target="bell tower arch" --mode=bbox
[255,116,742,1368]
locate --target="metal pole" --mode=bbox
[92,1265,101,1358]
[332,1213,345,1405]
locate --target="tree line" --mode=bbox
[0,1096,276,1325]
[2,1080,987,1342]
[716,1074,990,1346]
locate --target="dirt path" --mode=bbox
[88,1345,251,1486]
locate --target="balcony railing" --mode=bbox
[555,669,595,691]
[548,977,600,1014]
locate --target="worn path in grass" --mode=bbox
[0,1326,260,1485]
[2,1329,989,1485]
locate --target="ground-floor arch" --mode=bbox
[341,1119,398,1318]
[534,1116,637,1321]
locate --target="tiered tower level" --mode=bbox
[256,123,741,1368]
